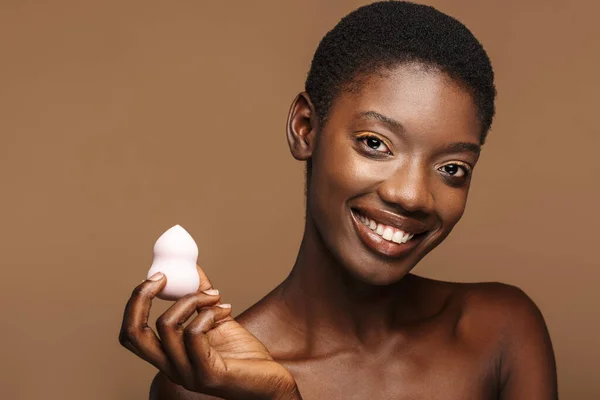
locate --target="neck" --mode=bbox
[278,214,421,354]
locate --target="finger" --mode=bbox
[196,264,216,292]
[155,290,222,387]
[119,273,176,378]
[195,266,230,310]
[183,305,233,385]
[122,273,166,334]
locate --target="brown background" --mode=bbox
[0,0,598,399]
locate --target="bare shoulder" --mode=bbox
[449,280,558,398]
[411,276,545,325]
[455,281,549,338]
[234,286,297,356]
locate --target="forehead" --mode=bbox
[328,63,481,145]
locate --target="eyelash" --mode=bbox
[356,133,392,155]
[355,132,472,182]
[437,162,472,180]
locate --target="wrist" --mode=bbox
[272,384,302,400]
[269,372,302,400]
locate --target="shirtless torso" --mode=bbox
[150,275,557,400]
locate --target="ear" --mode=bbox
[286,92,318,161]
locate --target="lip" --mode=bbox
[351,206,430,234]
[350,209,427,258]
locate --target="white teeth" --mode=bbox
[382,227,394,240]
[356,212,418,245]
[392,230,405,244]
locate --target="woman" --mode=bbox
[119,2,558,399]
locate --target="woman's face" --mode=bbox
[306,63,482,285]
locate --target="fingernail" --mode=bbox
[217,303,232,309]
[202,289,219,296]
[148,272,163,281]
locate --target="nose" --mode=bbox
[376,162,435,214]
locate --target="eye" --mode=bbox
[357,133,391,155]
[438,163,471,178]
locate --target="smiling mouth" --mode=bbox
[352,209,427,243]
[350,209,428,258]
[357,212,414,243]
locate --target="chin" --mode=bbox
[335,231,446,288]
[351,268,411,286]
[326,246,416,287]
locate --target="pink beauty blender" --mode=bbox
[147,225,200,300]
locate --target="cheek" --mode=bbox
[307,135,369,232]
[311,135,363,198]
[434,184,469,229]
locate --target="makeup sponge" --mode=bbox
[147,225,200,300]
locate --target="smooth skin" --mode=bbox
[120,63,558,399]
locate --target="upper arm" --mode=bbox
[149,373,223,400]
[495,286,558,400]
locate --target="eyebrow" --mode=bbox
[358,110,406,134]
[358,110,481,156]
[446,141,481,156]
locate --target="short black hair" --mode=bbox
[305,1,496,144]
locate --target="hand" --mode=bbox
[119,265,301,400]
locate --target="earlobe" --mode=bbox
[286,92,317,161]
